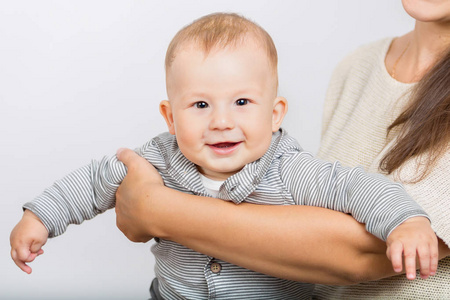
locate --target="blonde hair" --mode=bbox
[165,13,278,75]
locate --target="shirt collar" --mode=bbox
[162,129,286,204]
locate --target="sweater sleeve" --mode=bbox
[280,150,428,241]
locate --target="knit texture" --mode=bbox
[314,37,450,299]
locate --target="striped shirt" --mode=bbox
[24,128,427,299]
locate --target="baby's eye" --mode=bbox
[195,101,208,109]
[235,98,249,106]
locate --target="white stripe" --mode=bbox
[23,130,427,299]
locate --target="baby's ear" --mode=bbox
[159,100,175,135]
[272,97,288,132]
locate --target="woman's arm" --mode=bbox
[114,148,449,285]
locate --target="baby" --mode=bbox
[11,13,437,299]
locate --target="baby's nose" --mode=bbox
[209,109,235,130]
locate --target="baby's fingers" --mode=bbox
[404,247,417,280]
[11,247,44,274]
[11,248,32,274]
[419,242,438,279]
[430,246,439,276]
[416,244,431,279]
[387,240,404,273]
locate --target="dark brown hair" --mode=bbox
[380,47,450,181]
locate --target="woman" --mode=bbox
[115,0,450,297]
[313,0,450,297]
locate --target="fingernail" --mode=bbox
[117,148,125,156]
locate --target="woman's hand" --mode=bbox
[115,148,163,243]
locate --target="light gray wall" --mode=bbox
[1,1,413,299]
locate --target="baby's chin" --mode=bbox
[197,165,245,181]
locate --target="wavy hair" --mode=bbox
[380,47,450,182]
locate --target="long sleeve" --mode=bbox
[23,155,127,237]
[22,135,171,238]
[280,150,428,241]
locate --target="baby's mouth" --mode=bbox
[211,142,239,148]
[208,142,241,155]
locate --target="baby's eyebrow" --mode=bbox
[182,92,209,100]
[177,86,267,102]
[231,90,264,99]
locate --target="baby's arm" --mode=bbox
[10,138,165,273]
[10,210,48,274]
[10,154,128,273]
[281,151,437,279]
[10,154,126,273]
[23,156,128,238]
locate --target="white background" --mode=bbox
[1,1,413,299]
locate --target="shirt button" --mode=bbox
[210,262,222,274]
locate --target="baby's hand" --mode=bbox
[386,216,438,280]
[10,210,48,274]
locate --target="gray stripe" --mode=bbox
[23,129,428,299]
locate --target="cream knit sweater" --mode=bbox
[314,38,450,299]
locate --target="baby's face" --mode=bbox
[161,41,286,180]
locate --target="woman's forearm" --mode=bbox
[124,183,394,284]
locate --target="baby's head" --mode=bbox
[165,12,278,86]
[160,13,287,180]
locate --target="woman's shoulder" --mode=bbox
[333,37,394,78]
[321,37,396,131]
